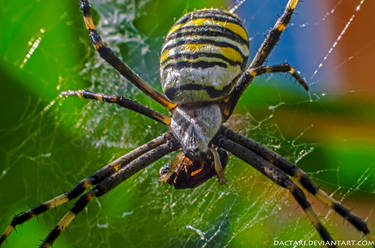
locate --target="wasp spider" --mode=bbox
[1,0,374,247]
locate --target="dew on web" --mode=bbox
[229,0,247,13]
[310,0,366,82]
[297,0,343,29]
[19,28,45,69]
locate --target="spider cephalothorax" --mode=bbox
[1,1,374,248]
[170,103,222,159]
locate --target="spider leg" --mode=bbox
[40,137,179,248]
[220,126,375,245]
[248,64,308,90]
[222,0,302,119]
[60,90,171,125]
[250,0,301,68]
[210,147,226,185]
[0,133,169,246]
[77,0,176,111]
[214,135,337,248]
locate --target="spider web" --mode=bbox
[0,0,374,247]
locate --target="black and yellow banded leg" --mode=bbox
[221,63,308,119]
[250,0,300,68]
[293,169,375,245]
[77,0,176,111]
[40,137,179,248]
[220,126,375,245]
[40,190,98,248]
[92,133,170,182]
[215,135,337,248]
[224,0,301,120]
[60,90,171,126]
[0,178,93,246]
[248,64,309,90]
[286,183,337,248]
[0,134,168,246]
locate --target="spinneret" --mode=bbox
[160,9,249,104]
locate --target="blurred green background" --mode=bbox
[0,0,374,247]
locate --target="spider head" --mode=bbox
[160,148,228,189]
[183,142,207,160]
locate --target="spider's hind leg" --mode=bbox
[77,0,176,111]
[60,90,171,125]
[250,0,301,67]
[248,64,309,91]
[223,0,303,119]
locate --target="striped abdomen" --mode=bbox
[160,9,249,104]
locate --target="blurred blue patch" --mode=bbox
[236,0,328,83]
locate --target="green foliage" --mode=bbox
[0,1,374,248]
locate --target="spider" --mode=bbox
[1,0,374,247]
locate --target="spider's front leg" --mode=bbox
[40,136,180,248]
[0,133,170,246]
[214,135,338,248]
[221,126,375,245]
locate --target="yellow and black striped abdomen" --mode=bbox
[160,9,249,104]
